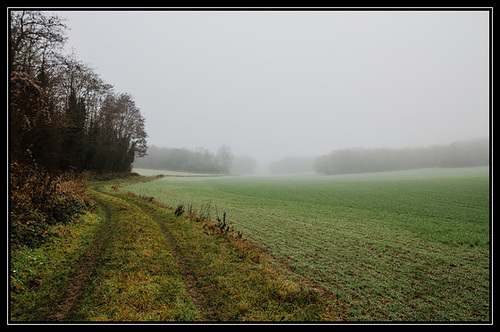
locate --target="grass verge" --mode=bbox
[10,176,338,322]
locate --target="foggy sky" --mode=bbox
[55,9,490,164]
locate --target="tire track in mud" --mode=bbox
[51,184,212,321]
[115,193,215,321]
[49,190,117,321]
[49,182,335,322]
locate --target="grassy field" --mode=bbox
[10,178,335,322]
[126,167,491,321]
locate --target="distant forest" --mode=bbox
[133,145,236,174]
[10,11,147,173]
[314,138,489,175]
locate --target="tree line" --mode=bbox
[10,11,147,173]
[314,138,489,175]
[133,145,234,174]
[9,10,148,248]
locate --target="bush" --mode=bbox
[10,159,91,249]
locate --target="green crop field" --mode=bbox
[125,167,490,321]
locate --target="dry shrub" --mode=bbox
[10,160,91,249]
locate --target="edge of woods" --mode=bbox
[10,174,338,322]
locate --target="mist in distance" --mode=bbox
[59,10,490,170]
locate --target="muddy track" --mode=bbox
[49,192,117,321]
[116,193,215,321]
[50,184,214,321]
[41,181,339,322]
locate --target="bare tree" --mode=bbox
[216,145,234,174]
[10,10,67,77]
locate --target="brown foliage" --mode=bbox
[9,159,91,248]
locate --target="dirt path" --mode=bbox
[49,192,116,321]
[116,194,216,321]
[49,184,213,321]
[46,179,335,322]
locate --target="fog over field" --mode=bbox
[57,10,490,167]
[10,9,491,322]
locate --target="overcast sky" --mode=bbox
[54,9,490,164]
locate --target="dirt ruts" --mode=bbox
[46,180,335,322]
[49,192,116,321]
[49,185,213,321]
[117,194,216,321]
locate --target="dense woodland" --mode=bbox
[10,11,147,173]
[9,11,147,247]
